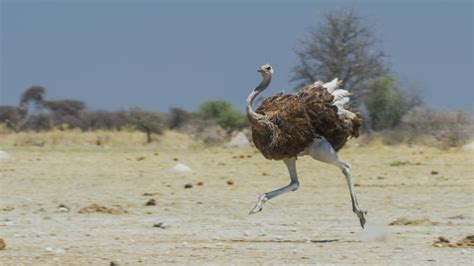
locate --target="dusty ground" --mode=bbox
[0,132,473,264]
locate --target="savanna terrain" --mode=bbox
[0,130,473,265]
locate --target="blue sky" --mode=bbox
[1,0,472,112]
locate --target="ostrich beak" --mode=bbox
[257,69,263,73]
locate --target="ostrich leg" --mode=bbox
[307,137,367,228]
[249,158,299,214]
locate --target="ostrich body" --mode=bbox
[247,64,367,228]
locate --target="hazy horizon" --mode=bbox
[1,0,473,113]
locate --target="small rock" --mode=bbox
[110,261,120,266]
[438,236,450,243]
[224,132,251,148]
[447,214,466,219]
[0,238,5,250]
[0,151,9,160]
[136,156,146,161]
[431,171,438,175]
[54,248,65,254]
[58,204,70,213]
[274,235,283,241]
[58,207,69,213]
[145,199,156,206]
[243,231,250,236]
[171,163,193,173]
[290,228,297,232]
[216,242,223,246]
[227,180,234,186]
[303,237,312,243]
[196,181,204,186]
[462,141,474,150]
[258,228,266,236]
[184,183,193,189]
[153,222,170,229]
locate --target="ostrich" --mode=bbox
[246,64,367,228]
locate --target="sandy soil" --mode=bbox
[0,134,473,265]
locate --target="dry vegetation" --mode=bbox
[0,130,473,264]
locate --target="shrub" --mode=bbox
[179,118,228,145]
[400,107,473,148]
[80,111,127,131]
[195,100,244,129]
[22,114,52,131]
[167,107,191,129]
[123,107,165,143]
[364,77,411,131]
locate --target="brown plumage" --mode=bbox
[250,82,362,160]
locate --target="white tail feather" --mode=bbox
[323,78,341,93]
[321,79,357,121]
[333,97,349,108]
[338,109,357,120]
[332,89,351,102]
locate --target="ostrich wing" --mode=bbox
[296,86,361,151]
[253,93,315,160]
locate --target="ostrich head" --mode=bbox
[257,64,273,77]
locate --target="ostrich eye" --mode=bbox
[266,67,271,70]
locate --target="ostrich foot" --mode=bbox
[249,194,268,215]
[355,209,368,228]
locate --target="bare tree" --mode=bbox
[292,9,388,101]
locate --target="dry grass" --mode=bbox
[0,128,203,151]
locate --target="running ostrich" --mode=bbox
[246,63,367,228]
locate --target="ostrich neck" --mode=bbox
[246,75,271,119]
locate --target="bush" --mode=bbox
[22,114,52,131]
[42,100,86,116]
[179,118,228,145]
[123,107,165,143]
[195,101,244,129]
[80,111,127,131]
[400,107,473,148]
[167,107,191,129]
[0,106,27,131]
[364,77,411,130]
